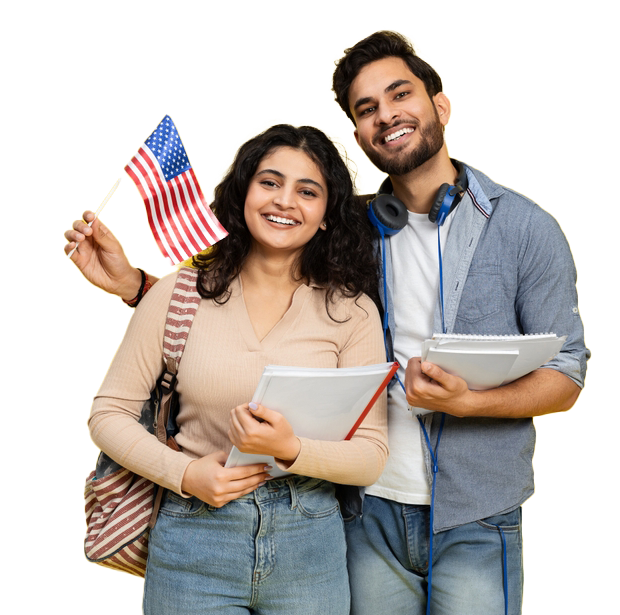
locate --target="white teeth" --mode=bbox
[265,214,299,226]
[384,127,414,143]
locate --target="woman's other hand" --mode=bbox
[181,451,272,508]
[229,403,301,462]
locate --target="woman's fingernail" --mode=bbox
[249,402,258,411]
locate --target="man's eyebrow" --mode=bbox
[353,79,413,113]
[256,169,324,193]
[353,96,374,112]
[385,79,412,93]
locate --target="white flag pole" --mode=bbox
[67,171,127,258]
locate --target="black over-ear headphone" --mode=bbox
[367,160,468,235]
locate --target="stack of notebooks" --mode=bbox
[226,333,566,476]
[421,333,566,390]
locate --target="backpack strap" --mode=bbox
[163,266,201,373]
[155,266,201,445]
[150,267,201,527]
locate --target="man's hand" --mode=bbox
[181,451,272,508]
[405,357,581,418]
[405,358,472,417]
[64,210,145,300]
[229,403,301,462]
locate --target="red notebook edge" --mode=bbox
[344,362,399,441]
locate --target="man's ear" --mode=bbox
[433,92,451,127]
[354,129,360,146]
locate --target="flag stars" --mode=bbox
[143,116,191,181]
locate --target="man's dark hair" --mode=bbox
[332,31,443,124]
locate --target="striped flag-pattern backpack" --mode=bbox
[84,267,201,576]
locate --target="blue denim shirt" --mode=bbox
[378,163,589,532]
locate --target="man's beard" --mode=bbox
[360,111,444,176]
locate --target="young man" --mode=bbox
[66,31,588,615]
[331,32,587,615]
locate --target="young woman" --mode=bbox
[86,124,387,615]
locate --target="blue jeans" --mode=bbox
[345,495,523,615]
[143,476,349,615]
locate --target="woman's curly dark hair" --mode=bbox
[192,124,380,315]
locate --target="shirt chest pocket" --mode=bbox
[453,260,506,327]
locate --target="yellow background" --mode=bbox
[64,26,592,615]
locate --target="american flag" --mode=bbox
[125,115,228,264]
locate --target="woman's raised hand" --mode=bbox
[229,403,301,462]
[181,451,272,508]
[64,210,145,300]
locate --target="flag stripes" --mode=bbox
[124,116,228,265]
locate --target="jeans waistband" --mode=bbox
[237,475,329,506]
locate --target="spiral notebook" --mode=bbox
[225,362,398,477]
[421,333,566,390]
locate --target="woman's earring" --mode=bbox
[320,221,327,231]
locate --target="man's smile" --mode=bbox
[373,122,418,147]
[383,127,415,144]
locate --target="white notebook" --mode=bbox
[225,362,398,477]
[421,333,566,390]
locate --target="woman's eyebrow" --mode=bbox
[297,178,325,194]
[256,168,285,179]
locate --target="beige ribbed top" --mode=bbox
[89,272,388,495]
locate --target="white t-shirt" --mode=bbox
[366,211,453,505]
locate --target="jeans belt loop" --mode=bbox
[286,477,298,510]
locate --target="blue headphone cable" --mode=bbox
[417,411,446,615]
